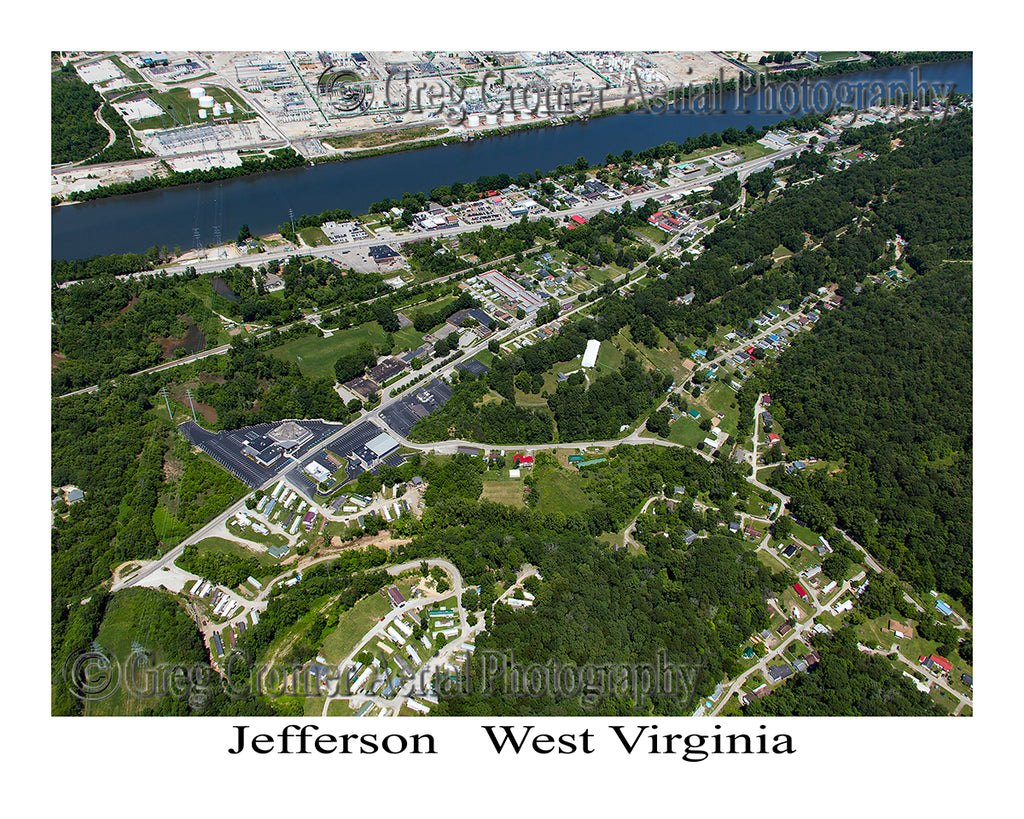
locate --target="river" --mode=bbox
[51,60,971,260]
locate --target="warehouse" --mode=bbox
[581,339,601,368]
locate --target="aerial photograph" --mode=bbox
[50,48,973,722]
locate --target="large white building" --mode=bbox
[581,339,601,368]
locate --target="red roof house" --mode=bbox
[793,582,808,599]
[513,454,534,466]
[569,214,587,225]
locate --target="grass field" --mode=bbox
[224,519,289,548]
[689,382,740,438]
[480,478,526,508]
[131,85,254,131]
[633,224,669,244]
[324,124,447,151]
[84,588,195,716]
[816,51,859,62]
[319,591,393,665]
[270,322,387,379]
[192,536,283,573]
[299,226,330,247]
[666,417,707,447]
[535,467,592,515]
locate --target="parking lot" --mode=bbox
[180,419,340,488]
[380,379,454,438]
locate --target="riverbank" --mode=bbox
[53,52,970,206]
[51,58,972,260]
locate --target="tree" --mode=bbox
[646,408,672,437]
[772,516,793,541]
[238,224,252,243]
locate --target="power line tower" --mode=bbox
[186,389,198,423]
[160,386,173,420]
[211,186,222,246]
[288,207,296,241]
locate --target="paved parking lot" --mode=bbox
[380,379,454,438]
[179,419,341,489]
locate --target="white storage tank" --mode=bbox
[467,113,480,127]
[213,103,222,116]
[198,108,207,119]
[485,113,498,125]
[502,112,515,123]
[225,101,234,114]
[189,86,206,99]
[199,95,215,108]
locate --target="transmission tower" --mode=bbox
[211,186,222,246]
[186,389,198,423]
[160,386,173,420]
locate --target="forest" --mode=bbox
[764,262,972,605]
[51,64,108,164]
[51,378,248,604]
[51,268,220,393]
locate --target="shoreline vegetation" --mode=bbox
[52,52,970,207]
[53,106,826,278]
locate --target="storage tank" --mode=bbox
[213,103,222,116]
[199,95,215,108]
[502,112,515,123]
[467,113,480,127]
[224,101,234,114]
[198,108,207,119]
[485,113,498,125]
[189,86,206,99]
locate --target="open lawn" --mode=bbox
[688,382,740,438]
[319,591,393,666]
[299,226,330,247]
[666,417,707,447]
[192,536,283,573]
[633,224,669,244]
[270,322,387,379]
[816,51,859,62]
[480,478,526,508]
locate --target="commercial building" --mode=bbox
[581,339,601,368]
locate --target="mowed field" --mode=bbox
[481,477,526,508]
[270,323,388,379]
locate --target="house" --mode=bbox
[935,599,954,617]
[920,654,953,673]
[793,582,808,599]
[66,488,85,504]
[741,684,770,706]
[768,664,794,682]
[778,622,792,636]
[729,522,741,534]
[888,619,914,639]
[792,658,808,673]
[782,544,798,559]
[961,673,973,688]
[513,454,534,467]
